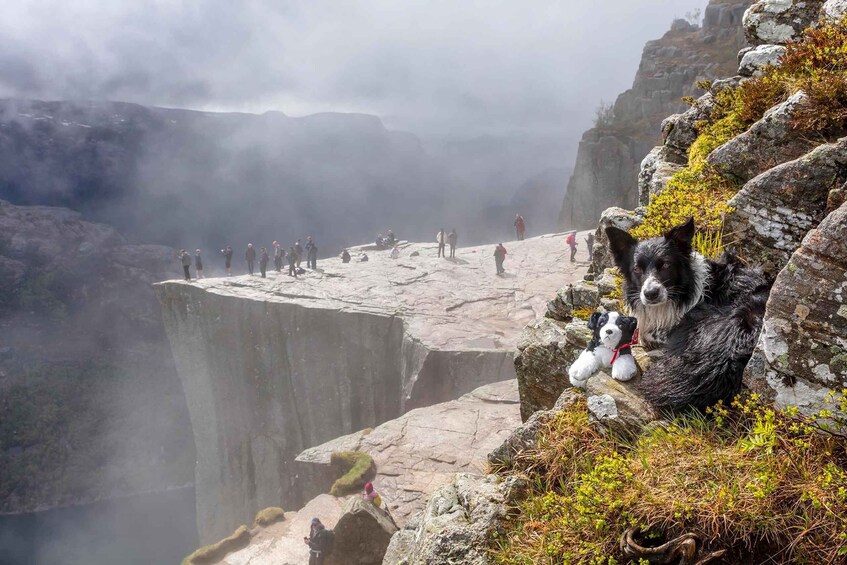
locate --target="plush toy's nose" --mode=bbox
[605,329,613,335]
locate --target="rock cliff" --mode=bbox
[559,0,750,230]
[155,235,588,543]
[0,200,193,512]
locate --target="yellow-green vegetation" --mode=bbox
[329,451,376,496]
[182,525,251,565]
[572,307,596,322]
[253,506,286,528]
[632,16,847,256]
[492,392,847,564]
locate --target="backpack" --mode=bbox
[319,528,335,554]
[566,233,576,245]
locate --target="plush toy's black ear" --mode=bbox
[587,311,602,331]
[605,226,637,267]
[664,218,695,253]
[620,316,638,332]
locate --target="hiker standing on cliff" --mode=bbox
[287,246,298,277]
[304,518,333,565]
[221,245,233,276]
[194,249,204,279]
[178,249,192,281]
[294,239,304,269]
[273,241,283,272]
[514,214,526,241]
[246,243,256,275]
[447,228,458,259]
[566,231,577,263]
[259,247,269,278]
[585,232,595,261]
[494,243,507,275]
[436,228,446,258]
[306,236,318,270]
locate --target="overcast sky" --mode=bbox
[0,0,706,138]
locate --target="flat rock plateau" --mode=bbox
[155,233,589,542]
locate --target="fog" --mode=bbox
[0,2,709,563]
[1,0,704,138]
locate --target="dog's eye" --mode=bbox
[633,265,642,275]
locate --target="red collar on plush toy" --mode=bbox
[610,328,639,365]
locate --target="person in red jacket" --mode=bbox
[494,243,507,274]
[514,214,526,240]
[566,232,577,262]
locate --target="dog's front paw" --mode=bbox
[611,355,637,382]
[568,350,598,389]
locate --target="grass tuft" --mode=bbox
[492,393,847,564]
[253,506,286,528]
[329,451,376,497]
[182,525,251,565]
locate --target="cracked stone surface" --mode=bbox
[155,234,587,543]
[296,380,521,528]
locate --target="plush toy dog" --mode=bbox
[568,311,638,389]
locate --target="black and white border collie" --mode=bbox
[569,311,639,389]
[605,218,772,412]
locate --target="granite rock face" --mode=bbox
[727,137,847,273]
[738,43,787,75]
[590,207,645,274]
[0,200,192,513]
[515,318,592,421]
[326,498,398,565]
[559,1,750,230]
[744,201,847,411]
[155,236,587,542]
[743,0,825,45]
[382,473,518,565]
[823,0,847,19]
[296,380,521,527]
[708,90,817,183]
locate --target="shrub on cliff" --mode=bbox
[329,451,376,497]
[632,15,847,254]
[181,525,251,565]
[253,506,286,527]
[492,393,847,564]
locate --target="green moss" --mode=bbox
[329,451,376,497]
[182,525,251,565]
[253,506,286,527]
[493,397,847,564]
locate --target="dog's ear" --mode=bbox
[605,226,637,266]
[664,218,695,253]
[587,311,602,331]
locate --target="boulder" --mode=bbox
[744,200,847,414]
[638,146,687,207]
[661,93,714,153]
[326,497,398,565]
[590,207,645,274]
[585,373,659,429]
[707,91,817,183]
[515,318,591,421]
[727,137,847,273]
[571,281,601,310]
[823,0,847,19]
[545,285,574,322]
[738,44,787,76]
[382,473,517,565]
[743,0,825,45]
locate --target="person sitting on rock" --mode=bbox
[359,252,369,262]
[362,482,382,507]
[341,249,351,263]
[304,517,333,565]
[390,244,400,259]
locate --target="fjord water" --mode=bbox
[0,487,196,565]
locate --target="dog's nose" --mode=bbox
[643,287,660,301]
